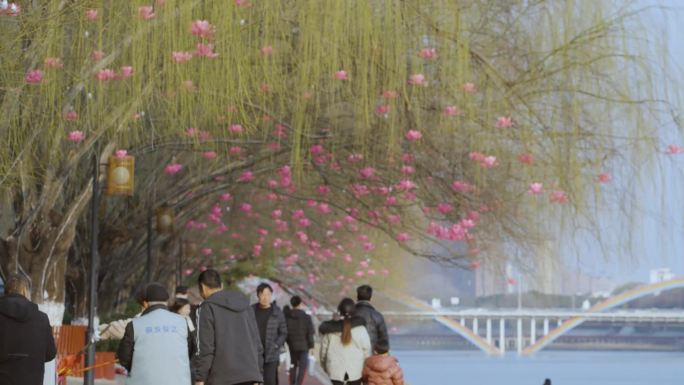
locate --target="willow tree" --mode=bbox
[0,1,675,319]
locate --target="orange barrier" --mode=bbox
[52,325,116,380]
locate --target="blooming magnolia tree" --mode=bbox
[0,1,678,317]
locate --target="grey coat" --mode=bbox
[193,291,264,385]
[253,303,288,363]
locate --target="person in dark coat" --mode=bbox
[193,269,263,385]
[285,296,314,385]
[354,285,389,349]
[253,283,288,385]
[0,273,56,385]
[116,283,195,385]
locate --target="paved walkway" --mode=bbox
[67,365,331,385]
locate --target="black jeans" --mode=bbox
[263,361,279,385]
[289,350,309,385]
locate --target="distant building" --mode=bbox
[649,268,674,284]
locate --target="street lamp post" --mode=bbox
[84,152,134,385]
[84,155,100,385]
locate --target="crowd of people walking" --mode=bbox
[0,269,406,385]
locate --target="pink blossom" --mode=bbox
[252,244,262,257]
[238,171,254,182]
[481,156,497,168]
[404,191,417,201]
[44,57,63,69]
[437,203,453,214]
[443,105,461,117]
[666,144,684,155]
[138,6,155,20]
[229,146,243,156]
[90,51,105,62]
[405,130,422,141]
[318,203,331,214]
[306,200,318,208]
[229,124,243,134]
[25,70,44,84]
[164,163,183,174]
[495,116,513,128]
[266,179,278,189]
[185,127,199,137]
[317,185,331,195]
[385,196,398,206]
[401,153,414,163]
[598,173,612,183]
[235,0,250,7]
[260,46,273,55]
[201,247,213,256]
[172,51,193,63]
[240,203,252,213]
[310,144,324,155]
[363,242,375,251]
[409,73,427,86]
[335,70,348,80]
[355,271,365,278]
[115,149,128,159]
[418,48,437,60]
[86,9,98,21]
[120,66,134,78]
[96,69,116,81]
[462,82,476,93]
[220,193,232,201]
[195,43,218,58]
[348,153,364,163]
[375,105,390,117]
[396,180,416,191]
[528,182,543,195]
[383,90,399,99]
[401,165,415,174]
[518,153,534,165]
[202,151,218,160]
[298,218,312,227]
[452,180,475,193]
[387,215,401,224]
[396,233,410,242]
[63,111,79,121]
[550,190,568,204]
[359,167,376,179]
[469,152,485,162]
[67,131,86,142]
[191,20,214,40]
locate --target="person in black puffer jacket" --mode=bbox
[354,285,389,350]
[0,274,56,385]
[285,296,314,385]
[253,283,288,385]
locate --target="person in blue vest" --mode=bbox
[116,282,196,385]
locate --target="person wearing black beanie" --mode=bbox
[116,283,196,385]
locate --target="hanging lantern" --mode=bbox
[156,206,175,234]
[106,155,135,196]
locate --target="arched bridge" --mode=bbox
[394,277,684,356]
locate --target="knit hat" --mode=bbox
[145,283,169,302]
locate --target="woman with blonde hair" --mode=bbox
[319,298,371,385]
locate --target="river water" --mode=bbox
[393,350,684,385]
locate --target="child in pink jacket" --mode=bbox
[362,341,404,385]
